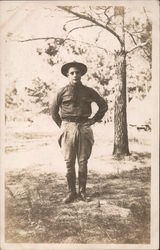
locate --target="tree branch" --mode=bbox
[63,17,81,31]
[104,7,114,24]
[95,29,103,43]
[126,39,149,54]
[132,29,146,34]
[143,47,150,59]
[66,17,81,23]
[104,8,110,20]
[58,6,123,46]
[125,29,137,45]
[15,36,113,55]
[16,36,63,42]
[143,7,149,21]
[68,24,97,34]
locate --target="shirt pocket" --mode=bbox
[62,95,74,105]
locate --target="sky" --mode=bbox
[0,1,153,93]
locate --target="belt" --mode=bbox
[62,117,88,123]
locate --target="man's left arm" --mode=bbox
[51,92,62,128]
[88,89,108,125]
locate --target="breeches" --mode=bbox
[58,121,94,175]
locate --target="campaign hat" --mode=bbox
[61,61,87,77]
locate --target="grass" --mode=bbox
[4,124,151,244]
[5,166,150,244]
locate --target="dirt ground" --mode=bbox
[4,122,151,244]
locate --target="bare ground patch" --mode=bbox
[5,166,150,244]
[4,126,151,244]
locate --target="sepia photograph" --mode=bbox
[0,1,159,250]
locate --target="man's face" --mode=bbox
[67,67,82,85]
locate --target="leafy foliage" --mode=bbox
[5,82,25,122]
[25,77,56,114]
[6,6,152,129]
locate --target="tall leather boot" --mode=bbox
[63,172,77,204]
[78,170,87,201]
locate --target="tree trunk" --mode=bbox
[113,51,130,156]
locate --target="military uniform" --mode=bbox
[51,62,108,203]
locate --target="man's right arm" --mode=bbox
[51,91,62,128]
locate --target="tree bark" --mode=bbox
[113,51,130,156]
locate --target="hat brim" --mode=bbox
[61,62,87,77]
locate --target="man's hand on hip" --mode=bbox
[84,118,96,126]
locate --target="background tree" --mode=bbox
[56,6,151,156]
[17,5,151,156]
[25,77,56,114]
[5,81,24,122]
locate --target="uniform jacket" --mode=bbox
[51,82,108,127]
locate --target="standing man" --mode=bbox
[51,61,108,203]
